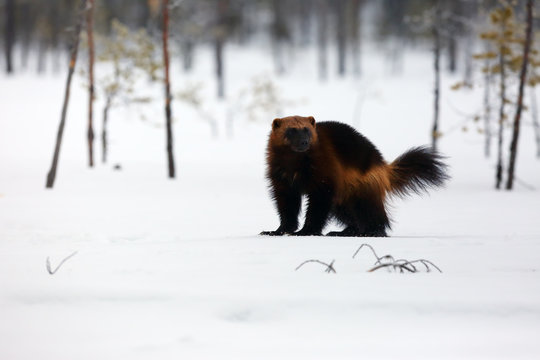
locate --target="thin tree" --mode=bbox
[531,87,540,157]
[432,2,442,151]
[495,9,510,189]
[350,0,363,77]
[46,0,87,189]
[86,0,96,167]
[495,42,507,188]
[335,0,347,76]
[272,0,288,75]
[483,48,493,158]
[215,0,229,98]
[162,0,175,178]
[4,0,15,74]
[95,21,162,163]
[316,0,328,81]
[506,0,534,190]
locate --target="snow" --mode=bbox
[1,46,540,359]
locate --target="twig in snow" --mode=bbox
[46,251,78,275]
[515,176,536,191]
[352,243,394,265]
[353,243,442,273]
[368,259,442,273]
[368,262,416,273]
[295,259,336,273]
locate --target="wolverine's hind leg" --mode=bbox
[328,197,389,237]
[326,226,362,237]
[357,196,389,237]
[327,203,365,237]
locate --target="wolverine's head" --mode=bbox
[270,115,318,153]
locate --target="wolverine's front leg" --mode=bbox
[260,181,301,236]
[294,187,333,236]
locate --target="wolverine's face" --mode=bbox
[284,127,312,152]
[270,115,318,153]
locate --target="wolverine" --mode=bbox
[260,115,449,237]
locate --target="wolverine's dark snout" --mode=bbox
[285,127,312,152]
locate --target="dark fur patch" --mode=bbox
[389,146,450,197]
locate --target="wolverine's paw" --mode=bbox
[326,227,362,237]
[292,229,322,236]
[361,230,388,237]
[325,231,349,237]
[260,230,290,236]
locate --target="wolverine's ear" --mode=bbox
[272,118,282,130]
[308,116,316,126]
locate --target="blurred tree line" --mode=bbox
[3,0,536,189]
[1,0,520,79]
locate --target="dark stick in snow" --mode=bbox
[295,259,336,273]
[353,243,442,273]
[46,251,78,275]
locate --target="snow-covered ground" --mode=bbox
[1,46,540,359]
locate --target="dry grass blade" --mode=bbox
[46,251,78,275]
[406,259,443,273]
[295,259,336,273]
[368,263,416,273]
[353,244,442,273]
[352,243,395,265]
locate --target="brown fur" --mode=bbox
[262,116,448,236]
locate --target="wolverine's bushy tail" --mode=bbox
[388,146,449,197]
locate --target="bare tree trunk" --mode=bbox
[463,33,473,83]
[462,0,477,84]
[215,38,225,98]
[495,39,507,189]
[447,36,457,73]
[531,87,540,158]
[432,6,441,151]
[37,39,47,74]
[483,55,492,158]
[215,0,228,98]
[50,2,61,74]
[162,0,176,178]
[101,97,112,164]
[19,2,33,71]
[335,0,346,76]
[86,0,95,167]
[4,0,15,74]
[272,0,287,75]
[46,0,87,189]
[317,0,328,81]
[298,0,311,46]
[506,0,534,190]
[350,0,362,77]
[181,40,194,72]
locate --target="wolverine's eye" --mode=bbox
[302,127,309,134]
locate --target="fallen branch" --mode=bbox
[46,251,78,275]
[295,259,336,273]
